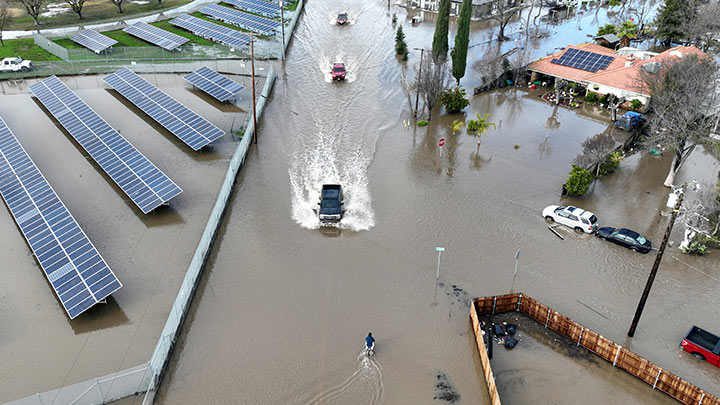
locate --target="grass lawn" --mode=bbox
[0,39,62,61]
[284,1,299,12]
[5,0,192,31]
[150,20,217,46]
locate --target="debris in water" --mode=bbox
[434,373,460,403]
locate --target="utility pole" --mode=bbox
[413,47,424,118]
[627,186,685,337]
[250,34,258,145]
[280,0,285,60]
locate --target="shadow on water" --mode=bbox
[69,296,130,335]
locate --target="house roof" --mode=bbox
[594,33,620,43]
[528,43,708,97]
[527,43,625,82]
[584,46,707,96]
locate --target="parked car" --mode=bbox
[318,184,345,224]
[615,111,646,131]
[1,57,33,73]
[542,205,598,233]
[332,63,346,81]
[595,227,652,253]
[681,326,720,368]
[336,12,348,25]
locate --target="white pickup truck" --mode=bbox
[1,57,33,73]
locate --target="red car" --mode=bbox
[681,325,720,367]
[332,63,346,81]
[337,13,348,25]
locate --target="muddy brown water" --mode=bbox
[153,0,720,404]
[0,73,256,401]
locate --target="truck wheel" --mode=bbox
[574,227,583,233]
[692,352,705,361]
[21,67,29,72]
[545,216,554,223]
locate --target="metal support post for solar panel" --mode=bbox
[251,34,258,145]
[280,0,285,60]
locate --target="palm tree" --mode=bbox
[451,119,465,133]
[473,113,496,148]
[617,20,638,48]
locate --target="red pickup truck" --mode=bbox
[681,326,720,367]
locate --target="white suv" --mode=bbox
[0,57,33,73]
[542,205,598,233]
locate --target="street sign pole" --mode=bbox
[438,138,445,159]
[435,247,445,279]
[511,249,520,293]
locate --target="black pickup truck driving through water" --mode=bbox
[318,184,344,224]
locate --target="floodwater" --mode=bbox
[0,72,259,401]
[155,0,720,404]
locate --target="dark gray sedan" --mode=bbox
[595,227,652,253]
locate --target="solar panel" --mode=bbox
[184,66,245,102]
[199,4,280,36]
[224,0,280,18]
[170,14,251,49]
[550,48,615,73]
[104,68,224,150]
[28,76,183,214]
[123,22,189,51]
[0,116,122,319]
[70,29,118,53]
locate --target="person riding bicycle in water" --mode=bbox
[365,332,375,351]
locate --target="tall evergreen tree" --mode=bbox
[451,0,472,85]
[654,0,698,46]
[432,0,451,63]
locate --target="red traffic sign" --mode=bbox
[438,138,446,147]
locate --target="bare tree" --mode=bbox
[112,0,125,13]
[574,131,618,178]
[0,0,9,47]
[643,54,720,187]
[65,0,87,19]
[18,0,44,26]
[683,2,720,52]
[679,177,720,250]
[489,0,522,41]
[415,60,451,120]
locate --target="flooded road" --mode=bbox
[148,0,720,404]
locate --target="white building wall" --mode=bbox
[585,82,649,105]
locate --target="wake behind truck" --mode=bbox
[681,325,720,367]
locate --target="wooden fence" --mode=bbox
[469,302,502,405]
[470,293,719,405]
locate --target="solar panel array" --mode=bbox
[104,68,224,150]
[551,48,615,73]
[170,14,251,49]
[199,4,279,36]
[123,22,189,51]
[70,29,118,53]
[28,76,183,214]
[224,0,280,18]
[0,117,122,319]
[184,66,245,102]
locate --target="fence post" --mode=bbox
[577,327,584,346]
[492,296,496,314]
[653,369,661,389]
[613,346,622,367]
[95,378,104,402]
[516,294,522,311]
[35,393,42,404]
[545,308,551,327]
[699,393,705,405]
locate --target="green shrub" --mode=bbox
[467,119,480,131]
[584,92,598,103]
[599,151,623,175]
[439,87,470,113]
[565,165,593,196]
[682,240,708,255]
[599,93,610,105]
[417,120,429,126]
[630,99,642,110]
